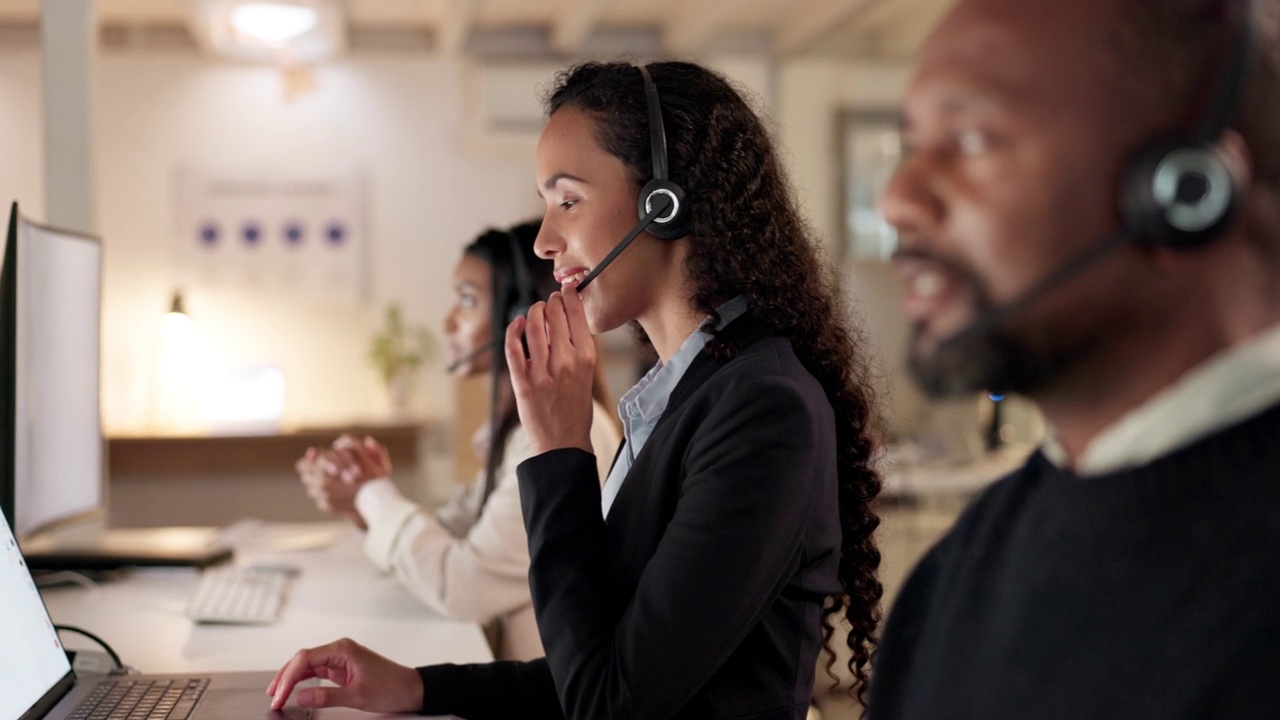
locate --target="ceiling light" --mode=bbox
[187,0,344,64]
[229,3,318,46]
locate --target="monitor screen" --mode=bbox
[1,204,16,530]
[0,503,74,720]
[3,205,104,540]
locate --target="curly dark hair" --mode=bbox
[546,60,883,706]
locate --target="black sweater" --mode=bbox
[869,402,1280,719]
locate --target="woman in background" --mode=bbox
[295,218,620,661]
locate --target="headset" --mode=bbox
[636,65,694,242]
[571,64,691,293]
[931,3,1255,356]
[449,63,690,371]
[1118,2,1252,250]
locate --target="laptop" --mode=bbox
[1,505,387,720]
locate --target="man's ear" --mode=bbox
[1215,128,1254,196]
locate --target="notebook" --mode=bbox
[0,505,393,720]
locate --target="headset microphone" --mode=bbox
[444,198,674,373]
[445,342,492,375]
[575,196,672,292]
[926,229,1132,357]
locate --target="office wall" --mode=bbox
[103,52,557,432]
[774,58,931,436]
[778,58,912,252]
[0,48,45,220]
[0,44,548,433]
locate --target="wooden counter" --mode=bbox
[104,421,433,528]
[107,421,428,476]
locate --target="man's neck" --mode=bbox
[1039,251,1280,466]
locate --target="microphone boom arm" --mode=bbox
[444,196,674,373]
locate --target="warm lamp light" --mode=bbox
[165,290,191,333]
[152,289,202,432]
[168,290,187,317]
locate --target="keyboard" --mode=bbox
[70,677,209,720]
[185,565,295,624]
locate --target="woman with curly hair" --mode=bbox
[269,60,883,720]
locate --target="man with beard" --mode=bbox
[869,0,1280,717]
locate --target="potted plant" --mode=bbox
[370,303,434,416]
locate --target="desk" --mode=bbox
[39,523,493,674]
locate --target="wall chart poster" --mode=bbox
[174,168,368,302]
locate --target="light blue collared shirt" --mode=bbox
[600,296,749,517]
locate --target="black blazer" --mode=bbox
[418,317,842,720]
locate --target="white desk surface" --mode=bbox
[39,522,494,675]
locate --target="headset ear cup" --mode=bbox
[1120,136,1240,251]
[637,179,693,241]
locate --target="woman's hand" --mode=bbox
[332,434,393,480]
[295,448,367,530]
[505,286,596,456]
[267,638,423,712]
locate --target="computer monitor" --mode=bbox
[0,202,105,541]
[1,204,16,531]
[1,203,231,570]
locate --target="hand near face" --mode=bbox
[267,638,423,713]
[505,287,596,456]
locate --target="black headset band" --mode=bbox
[504,229,535,316]
[1197,0,1254,144]
[638,65,670,182]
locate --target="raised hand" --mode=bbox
[504,287,595,456]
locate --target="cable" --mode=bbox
[33,570,102,592]
[54,624,124,671]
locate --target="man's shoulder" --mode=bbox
[933,454,1049,551]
